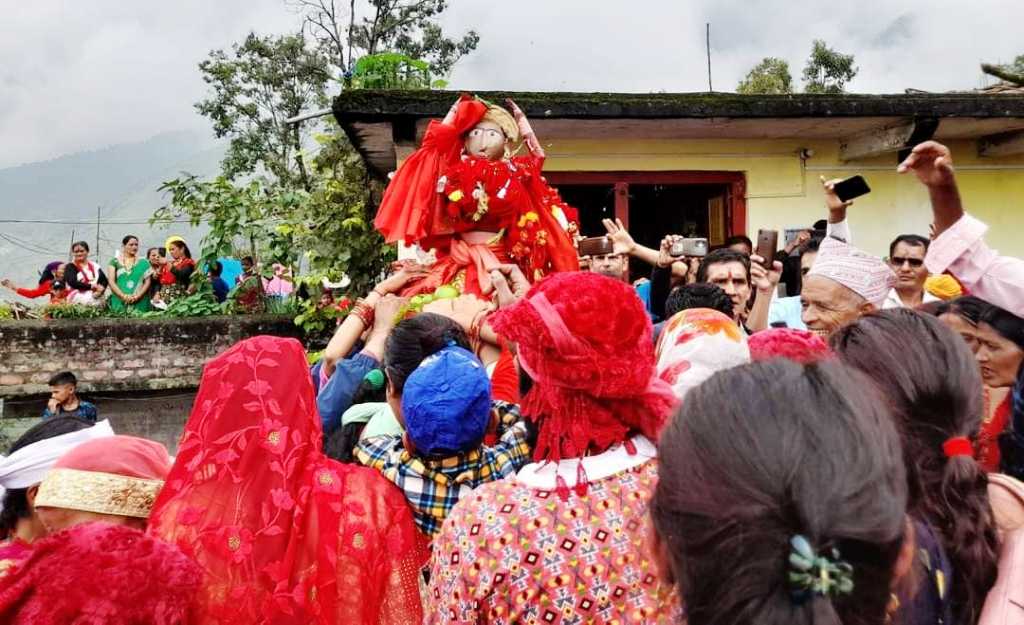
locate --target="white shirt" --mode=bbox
[883,288,940,309]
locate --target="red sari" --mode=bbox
[148,336,425,625]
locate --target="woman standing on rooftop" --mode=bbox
[105,235,150,313]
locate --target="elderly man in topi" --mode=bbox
[801,237,896,338]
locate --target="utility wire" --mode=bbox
[0,218,197,225]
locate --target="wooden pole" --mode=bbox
[95,207,101,261]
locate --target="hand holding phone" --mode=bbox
[832,175,871,203]
[754,230,778,269]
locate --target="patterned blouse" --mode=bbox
[426,443,682,625]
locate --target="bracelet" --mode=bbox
[348,299,375,328]
[372,287,387,298]
[469,309,489,357]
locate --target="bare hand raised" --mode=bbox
[601,218,636,256]
[897,140,956,188]
[489,264,530,309]
[750,255,783,293]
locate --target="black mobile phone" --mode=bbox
[578,237,615,257]
[833,175,871,203]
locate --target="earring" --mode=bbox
[885,593,900,624]
[503,146,511,160]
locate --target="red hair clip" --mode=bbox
[942,436,974,459]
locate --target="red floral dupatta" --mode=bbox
[148,336,425,625]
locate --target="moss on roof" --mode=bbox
[333,89,1024,123]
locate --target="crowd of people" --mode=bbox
[0,235,296,312]
[0,111,1022,625]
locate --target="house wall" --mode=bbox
[541,137,1024,258]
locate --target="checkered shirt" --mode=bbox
[355,400,531,537]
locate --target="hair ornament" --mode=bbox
[788,534,854,602]
[362,369,385,390]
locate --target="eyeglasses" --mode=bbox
[888,256,924,268]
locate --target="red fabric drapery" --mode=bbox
[148,336,425,625]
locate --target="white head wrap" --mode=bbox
[807,237,896,309]
[0,420,115,499]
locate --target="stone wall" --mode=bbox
[0,315,301,397]
[0,315,303,452]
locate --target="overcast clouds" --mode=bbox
[2,0,1022,168]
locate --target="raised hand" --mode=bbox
[897,140,956,188]
[750,255,783,293]
[601,218,636,256]
[372,294,408,335]
[820,177,854,212]
[374,264,429,296]
[489,264,531,309]
[505,98,543,157]
[657,235,684,269]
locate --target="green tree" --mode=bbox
[292,0,479,76]
[196,32,333,189]
[737,57,793,94]
[802,40,857,94]
[156,0,476,298]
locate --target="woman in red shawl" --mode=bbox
[374,94,579,299]
[148,336,426,625]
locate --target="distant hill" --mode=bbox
[0,131,225,300]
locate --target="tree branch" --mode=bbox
[982,63,1024,86]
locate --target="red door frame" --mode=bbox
[545,171,748,236]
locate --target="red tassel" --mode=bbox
[623,438,637,455]
[574,463,589,497]
[555,474,570,502]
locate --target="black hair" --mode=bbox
[71,240,90,253]
[812,219,828,230]
[324,422,366,464]
[121,235,139,246]
[146,247,167,259]
[48,371,77,387]
[799,236,824,257]
[384,313,470,395]
[724,235,753,250]
[831,309,998,623]
[241,256,254,265]
[208,260,223,277]
[696,248,751,283]
[652,359,907,625]
[888,234,930,258]
[170,240,192,259]
[0,417,95,537]
[979,303,1024,350]
[665,282,734,319]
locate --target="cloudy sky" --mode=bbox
[2,0,1022,169]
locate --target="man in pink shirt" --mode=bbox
[898,141,1023,317]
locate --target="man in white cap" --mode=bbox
[801,237,897,337]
